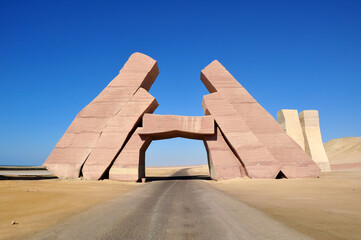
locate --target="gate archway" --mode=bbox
[108,114,248,181]
[44,52,320,180]
[144,138,210,182]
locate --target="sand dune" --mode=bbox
[324,137,361,171]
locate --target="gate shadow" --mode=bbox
[145,175,211,182]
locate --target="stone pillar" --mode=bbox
[277,109,305,150]
[203,127,247,180]
[82,88,158,180]
[109,128,151,181]
[202,92,279,178]
[201,60,320,178]
[44,53,159,179]
[299,110,331,172]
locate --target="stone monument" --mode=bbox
[277,109,331,172]
[277,109,305,150]
[44,53,320,181]
[300,110,331,172]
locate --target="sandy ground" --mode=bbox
[211,170,361,240]
[324,137,361,171]
[149,165,361,239]
[2,164,361,240]
[146,165,209,177]
[0,166,203,240]
[0,178,138,240]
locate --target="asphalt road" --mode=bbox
[31,170,313,240]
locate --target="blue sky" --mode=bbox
[0,0,360,166]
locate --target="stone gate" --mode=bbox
[43,53,320,181]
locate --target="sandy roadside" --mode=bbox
[148,165,361,239]
[2,165,361,240]
[0,179,138,240]
[0,166,207,240]
[210,170,361,240]
[146,165,209,177]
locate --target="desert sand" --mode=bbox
[0,178,138,240]
[146,164,361,239]
[0,166,207,240]
[149,164,361,239]
[211,170,361,240]
[324,137,361,171]
[146,165,209,177]
[2,157,361,239]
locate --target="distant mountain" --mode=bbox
[324,137,361,171]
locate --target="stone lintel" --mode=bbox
[139,114,214,140]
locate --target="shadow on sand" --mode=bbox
[0,166,58,180]
[0,175,58,181]
[145,175,211,182]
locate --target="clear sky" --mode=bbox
[0,0,360,166]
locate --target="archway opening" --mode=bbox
[145,137,211,182]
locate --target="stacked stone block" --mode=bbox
[44,53,321,181]
[201,61,320,178]
[299,110,331,172]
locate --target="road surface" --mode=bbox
[31,169,313,240]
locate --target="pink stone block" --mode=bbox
[44,147,92,178]
[108,53,159,91]
[109,128,151,181]
[203,92,281,178]
[91,132,128,149]
[56,132,101,148]
[92,87,134,103]
[66,117,109,133]
[140,114,214,140]
[44,53,159,179]
[82,88,158,180]
[231,103,283,133]
[201,60,320,178]
[204,127,246,180]
[219,88,257,104]
[77,101,125,118]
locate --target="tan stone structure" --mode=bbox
[44,53,321,181]
[299,110,331,172]
[277,109,305,150]
[277,109,331,172]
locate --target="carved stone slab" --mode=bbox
[44,53,158,178]
[140,114,214,140]
[201,60,320,178]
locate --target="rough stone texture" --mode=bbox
[82,88,158,180]
[44,53,158,178]
[109,115,216,181]
[138,114,247,181]
[201,60,320,178]
[44,53,321,181]
[277,109,305,150]
[299,110,331,172]
[203,127,247,180]
[109,128,151,181]
[139,114,214,140]
[202,92,280,178]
